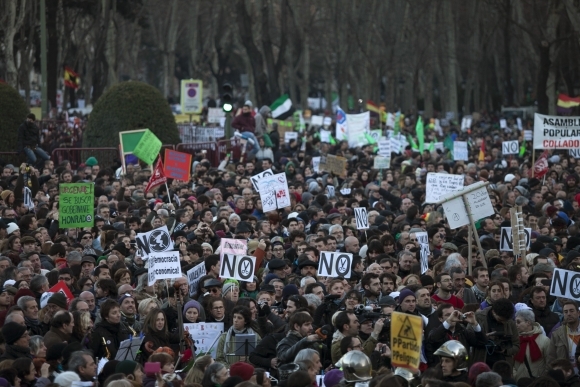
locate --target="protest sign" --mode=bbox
[257,173,291,211]
[164,149,192,181]
[461,117,472,131]
[378,138,391,157]
[310,115,324,126]
[370,129,382,143]
[323,117,332,127]
[442,196,469,229]
[181,79,203,114]
[550,268,580,300]
[135,225,174,258]
[533,113,580,149]
[148,251,181,285]
[524,130,533,141]
[453,141,468,161]
[502,140,519,155]
[327,186,335,197]
[386,113,395,128]
[220,254,256,281]
[250,169,273,192]
[391,137,402,154]
[187,262,206,297]
[391,312,423,372]
[59,183,94,228]
[500,227,531,251]
[184,322,224,358]
[425,173,464,203]
[318,252,352,278]
[319,155,347,178]
[354,207,369,230]
[207,108,225,123]
[40,281,75,308]
[320,130,331,143]
[373,156,391,169]
[133,129,162,165]
[415,232,429,274]
[442,186,494,229]
[517,118,523,130]
[220,238,247,259]
[434,142,444,152]
[570,149,580,159]
[284,131,298,143]
[346,112,370,148]
[500,119,507,129]
[312,157,321,172]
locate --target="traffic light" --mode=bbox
[222,83,233,112]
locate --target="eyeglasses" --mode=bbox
[209,288,220,293]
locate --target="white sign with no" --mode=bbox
[318,252,352,278]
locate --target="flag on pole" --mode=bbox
[270,94,294,119]
[145,157,168,193]
[519,141,526,158]
[64,66,80,89]
[415,117,424,152]
[531,151,549,178]
[394,112,401,135]
[336,106,348,141]
[366,100,387,122]
[478,140,485,161]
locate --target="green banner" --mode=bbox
[132,129,162,165]
[59,183,95,228]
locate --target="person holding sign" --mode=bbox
[215,305,261,365]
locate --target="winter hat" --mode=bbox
[308,181,319,193]
[183,300,202,315]
[468,363,491,387]
[222,281,239,297]
[324,369,344,387]
[201,243,213,253]
[0,191,13,202]
[398,288,415,304]
[263,273,279,285]
[420,275,434,287]
[47,292,68,309]
[301,192,313,204]
[504,174,516,183]
[230,361,255,380]
[85,157,98,166]
[514,303,532,313]
[54,372,81,387]
[0,378,9,387]
[111,243,129,256]
[244,100,253,108]
[116,360,139,376]
[2,322,27,345]
[514,186,529,197]
[6,223,19,235]
[282,284,299,300]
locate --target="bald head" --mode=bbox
[344,236,360,254]
[367,263,382,275]
[118,284,133,294]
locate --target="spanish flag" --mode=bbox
[64,66,80,89]
[366,100,387,122]
[557,94,580,108]
[478,140,485,161]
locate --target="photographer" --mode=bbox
[276,311,322,365]
[313,279,345,327]
[425,303,484,367]
[330,311,383,363]
[471,298,520,368]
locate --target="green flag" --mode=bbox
[444,135,454,150]
[519,141,526,157]
[416,116,425,152]
[428,141,435,152]
[407,135,419,150]
[394,112,401,135]
[365,133,377,145]
[329,135,337,145]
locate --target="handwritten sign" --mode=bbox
[132,129,162,165]
[373,156,391,169]
[257,173,291,211]
[312,157,321,173]
[208,108,225,124]
[311,116,324,126]
[453,141,468,161]
[319,155,347,178]
[416,232,429,274]
[425,173,464,203]
[378,138,391,157]
[391,312,423,372]
[320,130,331,143]
[184,322,224,358]
[250,169,273,192]
[502,140,519,155]
[284,131,298,143]
[59,183,95,228]
[164,149,192,180]
[148,251,182,285]
[187,262,206,297]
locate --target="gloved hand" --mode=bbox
[258,303,271,317]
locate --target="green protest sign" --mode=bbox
[59,183,95,228]
[132,129,162,165]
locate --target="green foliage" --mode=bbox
[0,83,29,153]
[84,81,180,148]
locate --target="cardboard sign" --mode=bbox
[284,131,298,143]
[257,173,291,211]
[187,262,206,297]
[354,207,369,230]
[373,156,391,169]
[533,113,580,149]
[443,196,469,229]
[135,225,174,258]
[319,154,347,178]
[416,232,429,274]
[425,173,464,203]
[318,252,352,278]
[502,140,519,155]
[453,141,468,161]
[164,149,192,181]
[250,169,273,192]
[148,251,182,285]
[500,227,531,252]
[390,312,423,372]
[220,254,256,281]
[133,129,162,165]
[59,183,94,228]
[184,322,224,358]
[551,268,580,300]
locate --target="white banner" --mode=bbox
[570,149,580,159]
[346,111,370,148]
[533,113,580,149]
[136,225,174,258]
[187,262,206,297]
[148,251,182,285]
[425,173,464,203]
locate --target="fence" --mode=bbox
[51,147,119,170]
[0,152,22,167]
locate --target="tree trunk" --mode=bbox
[443,0,458,120]
[261,0,281,101]
[2,0,27,89]
[424,2,436,118]
[503,1,514,106]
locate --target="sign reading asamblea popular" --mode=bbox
[534,113,580,149]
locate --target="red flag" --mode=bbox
[64,66,80,89]
[47,281,75,306]
[145,157,168,193]
[531,151,549,178]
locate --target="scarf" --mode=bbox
[25,316,40,326]
[332,330,345,344]
[224,326,257,354]
[514,333,541,363]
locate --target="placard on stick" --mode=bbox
[319,155,347,178]
[59,183,95,228]
[164,149,192,181]
[354,207,369,229]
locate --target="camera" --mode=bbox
[486,332,513,353]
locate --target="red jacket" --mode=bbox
[231,113,256,133]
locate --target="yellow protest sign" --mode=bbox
[390,311,423,372]
[319,154,347,178]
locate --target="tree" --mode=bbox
[0,83,29,153]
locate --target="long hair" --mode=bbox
[201,362,226,387]
[142,308,168,336]
[184,355,213,385]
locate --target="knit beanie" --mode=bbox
[222,280,239,297]
[116,360,138,376]
[0,191,13,202]
[230,361,254,380]
[2,322,27,345]
[46,342,68,361]
[0,378,9,387]
[398,288,416,304]
[419,275,434,287]
[282,284,299,300]
[183,300,202,314]
[468,362,491,387]
[85,157,98,166]
[47,292,68,309]
[324,369,344,387]
[54,372,81,387]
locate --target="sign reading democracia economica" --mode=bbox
[59,183,95,228]
[534,113,580,149]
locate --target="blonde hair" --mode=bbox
[184,355,213,385]
[138,297,162,316]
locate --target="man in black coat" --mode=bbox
[17,113,50,167]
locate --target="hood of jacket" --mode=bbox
[259,106,271,116]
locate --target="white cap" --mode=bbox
[40,292,54,309]
[514,303,532,313]
[288,212,299,219]
[504,173,516,183]
[6,223,19,235]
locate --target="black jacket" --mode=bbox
[425,321,485,366]
[17,121,40,150]
[0,344,33,360]
[530,305,560,334]
[89,320,132,359]
[443,371,469,383]
[249,331,286,374]
[276,331,316,365]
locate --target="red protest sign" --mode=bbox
[531,151,549,178]
[48,281,75,305]
[164,149,192,181]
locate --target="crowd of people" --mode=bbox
[0,106,577,387]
